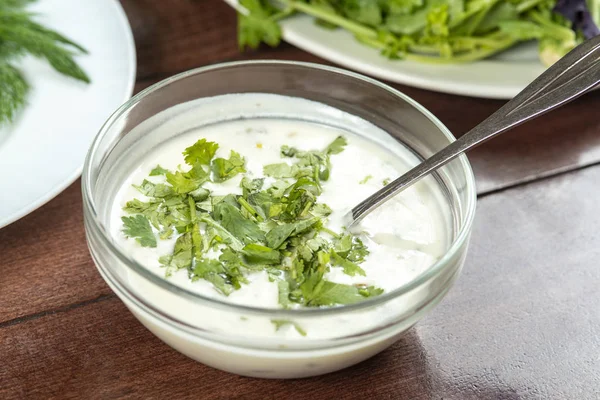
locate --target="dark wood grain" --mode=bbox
[3,0,600,398]
[0,180,110,324]
[3,164,600,399]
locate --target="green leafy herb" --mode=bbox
[271,319,307,336]
[0,1,89,124]
[359,175,373,184]
[305,280,383,306]
[122,215,157,248]
[242,243,281,264]
[238,0,284,49]
[122,135,384,308]
[234,0,588,66]
[183,138,219,166]
[149,165,169,176]
[213,200,266,244]
[211,150,246,182]
[330,250,366,277]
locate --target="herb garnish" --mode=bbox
[122,136,383,308]
[0,0,90,125]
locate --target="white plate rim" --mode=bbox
[0,0,137,229]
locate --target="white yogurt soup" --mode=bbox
[100,93,455,378]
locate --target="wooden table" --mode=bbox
[3,1,600,398]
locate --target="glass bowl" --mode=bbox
[82,61,476,379]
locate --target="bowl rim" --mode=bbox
[82,60,477,318]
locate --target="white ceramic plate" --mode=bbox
[0,0,136,229]
[223,0,545,99]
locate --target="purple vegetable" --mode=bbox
[554,0,600,38]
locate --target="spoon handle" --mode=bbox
[349,35,600,226]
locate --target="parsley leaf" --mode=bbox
[121,215,157,248]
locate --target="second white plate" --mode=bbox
[224,0,545,99]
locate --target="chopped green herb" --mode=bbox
[149,165,169,176]
[211,150,246,182]
[183,138,219,166]
[359,175,373,184]
[271,319,307,336]
[383,178,391,186]
[121,135,383,307]
[122,215,156,248]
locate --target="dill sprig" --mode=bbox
[0,0,89,125]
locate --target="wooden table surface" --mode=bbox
[3,1,600,398]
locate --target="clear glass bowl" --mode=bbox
[82,61,476,379]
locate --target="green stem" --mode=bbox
[515,0,547,13]
[281,0,377,38]
[528,11,575,41]
[320,226,340,238]
[238,197,263,222]
[465,0,500,36]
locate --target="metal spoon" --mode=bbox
[345,35,600,228]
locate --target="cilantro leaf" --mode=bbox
[159,232,192,271]
[306,280,383,306]
[183,138,219,166]
[212,200,265,244]
[263,162,296,178]
[325,135,348,154]
[333,234,370,263]
[149,165,169,176]
[192,258,235,296]
[330,250,366,277]
[211,150,246,182]
[133,179,174,198]
[166,164,209,194]
[242,243,281,265]
[265,217,320,249]
[240,177,264,196]
[121,215,156,248]
[311,203,332,217]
